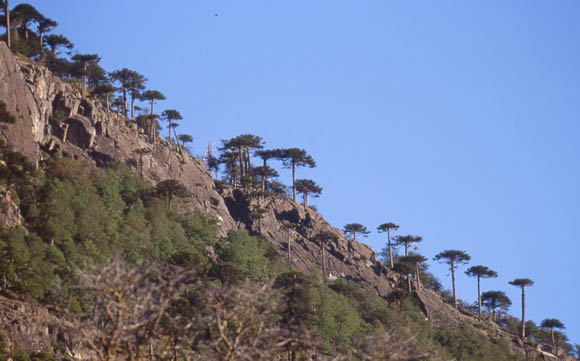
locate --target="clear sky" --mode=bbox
[29,0,579,346]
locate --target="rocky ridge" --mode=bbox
[0,42,572,360]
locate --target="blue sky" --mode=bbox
[30,0,579,345]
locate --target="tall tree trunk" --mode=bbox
[173,127,179,147]
[122,88,128,116]
[415,264,421,290]
[130,94,135,119]
[303,193,308,208]
[521,286,526,339]
[238,146,244,185]
[407,274,412,292]
[404,242,409,256]
[167,120,172,144]
[150,99,154,115]
[287,233,291,263]
[387,228,394,269]
[291,162,296,202]
[5,0,10,49]
[261,158,267,194]
[451,261,457,309]
[321,242,326,279]
[477,275,482,318]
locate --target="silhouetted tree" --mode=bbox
[71,54,100,97]
[377,222,399,269]
[481,290,511,321]
[282,221,299,263]
[295,179,321,208]
[110,68,142,117]
[36,16,56,49]
[155,179,189,210]
[127,71,146,119]
[255,149,278,193]
[509,278,534,339]
[177,134,193,148]
[207,154,219,178]
[160,109,182,145]
[398,254,427,291]
[465,265,498,318]
[315,231,339,279]
[252,165,278,197]
[275,148,315,202]
[343,223,369,241]
[221,134,264,189]
[541,318,565,354]
[392,234,422,256]
[141,89,165,115]
[91,83,116,111]
[43,34,73,56]
[11,3,42,42]
[433,250,471,309]
[133,148,151,177]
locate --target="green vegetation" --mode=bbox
[0,3,577,359]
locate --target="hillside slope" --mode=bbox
[0,42,573,360]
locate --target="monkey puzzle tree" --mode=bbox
[71,54,100,97]
[314,231,339,279]
[155,179,189,210]
[177,134,193,148]
[11,3,42,42]
[465,265,498,318]
[398,254,427,291]
[342,223,369,242]
[255,149,278,193]
[91,83,116,112]
[252,165,278,197]
[220,134,264,189]
[43,34,73,56]
[141,90,165,115]
[541,318,565,353]
[127,71,146,119]
[392,234,422,256]
[160,109,182,145]
[377,222,399,269]
[509,278,534,339]
[133,148,151,177]
[282,221,299,263]
[481,290,511,322]
[36,15,56,49]
[275,148,316,202]
[433,249,471,309]
[110,68,143,117]
[295,179,322,208]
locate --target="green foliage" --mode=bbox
[217,231,272,281]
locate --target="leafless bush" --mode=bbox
[51,259,195,361]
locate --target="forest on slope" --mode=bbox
[0,1,578,360]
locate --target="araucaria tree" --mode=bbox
[433,250,471,309]
[71,54,100,97]
[481,290,511,321]
[155,179,189,210]
[295,179,322,208]
[377,222,399,269]
[541,318,565,354]
[160,109,183,145]
[275,148,316,202]
[398,254,427,291]
[315,231,339,279]
[509,278,534,339]
[392,234,422,256]
[220,134,264,189]
[343,223,370,241]
[465,265,498,318]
